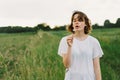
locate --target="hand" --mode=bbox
[67,35,73,47]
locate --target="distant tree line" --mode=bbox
[0,26,36,33]
[92,18,120,29]
[0,18,120,33]
[0,23,66,33]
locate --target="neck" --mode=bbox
[74,30,86,38]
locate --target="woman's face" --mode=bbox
[72,14,86,32]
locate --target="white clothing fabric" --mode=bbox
[58,35,103,80]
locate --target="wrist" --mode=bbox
[68,44,72,47]
[68,46,72,48]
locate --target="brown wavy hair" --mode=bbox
[67,11,92,34]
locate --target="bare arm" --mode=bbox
[93,57,102,80]
[62,46,72,68]
[62,35,73,68]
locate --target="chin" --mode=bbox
[76,28,84,31]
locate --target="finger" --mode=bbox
[67,40,71,44]
[67,38,72,41]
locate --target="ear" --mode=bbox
[84,25,86,27]
[84,23,87,26]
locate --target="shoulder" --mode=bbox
[88,35,99,44]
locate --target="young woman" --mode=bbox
[58,11,103,80]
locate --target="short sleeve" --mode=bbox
[58,37,68,57]
[92,38,104,59]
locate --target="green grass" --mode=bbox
[0,28,120,80]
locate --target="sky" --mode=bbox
[0,0,120,28]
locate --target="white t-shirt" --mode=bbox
[58,35,103,80]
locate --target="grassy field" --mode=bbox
[0,28,120,80]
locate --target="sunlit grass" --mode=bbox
[0,28,120,80]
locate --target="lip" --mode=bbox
[75,26,80,29]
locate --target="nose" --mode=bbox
[75,21,79,24]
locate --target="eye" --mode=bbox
[73,20,76,22]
